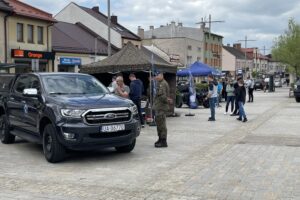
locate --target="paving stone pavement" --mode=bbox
[0,87,299,200]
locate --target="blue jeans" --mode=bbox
[238,101,246,119]
[226,96,235,112]
[209,97,217,119]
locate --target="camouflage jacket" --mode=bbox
[153,79,170,114]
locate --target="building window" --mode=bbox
[17,23,24,42]
[187,45,192,50]
[37,26,44,44]
[198,47,201,52]
[197,57,201,61]
[27,25,34,43]
[187,56,192,65]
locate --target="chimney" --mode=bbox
[178,22,183,27]
[150,25,154,30]
[233,43,241,50]
[138,26,144,39]
[111,15,118,24]
[171,21,176,26]
[92,6,100,13]
[160,25,164,28]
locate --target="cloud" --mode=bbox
[22,0,300,54]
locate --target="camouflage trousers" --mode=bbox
[156,114,167,139]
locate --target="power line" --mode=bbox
[237,35,256,76]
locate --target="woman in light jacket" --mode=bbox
[224,79,235,115]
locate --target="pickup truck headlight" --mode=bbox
[61,109,86,118]
[129,105,138,115]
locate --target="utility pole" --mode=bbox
[196,15,225,68]
[238,36,256,77]
[107,0,111,57]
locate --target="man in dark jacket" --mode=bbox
[231,76,242,116]
[129,73,145,127]
[236,79,248,122]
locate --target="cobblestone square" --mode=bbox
[0,88,299,200]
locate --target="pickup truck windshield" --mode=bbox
[41,74,108,95]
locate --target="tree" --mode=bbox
[272,19,300,76]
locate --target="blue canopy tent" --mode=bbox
[177,61,221,77]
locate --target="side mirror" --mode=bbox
[23,88,39,97]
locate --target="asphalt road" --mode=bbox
[0,87,299,200]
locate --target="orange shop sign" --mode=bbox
[11,49,54,60]
[13,49,24,57]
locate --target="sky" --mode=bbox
[23,0,300,54]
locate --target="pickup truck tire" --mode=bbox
[115,139,136,153]
[43,124,65,163]
[0,115,15,144]
[296,97,300,103]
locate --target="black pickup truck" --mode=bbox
[0,73,140,163]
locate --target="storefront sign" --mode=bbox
[11,49,54,60]
[60,57,82,65]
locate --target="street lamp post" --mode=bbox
[107,0,111,57]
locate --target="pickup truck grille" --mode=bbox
[84,109,132,125]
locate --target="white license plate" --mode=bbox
[101,124,125,133]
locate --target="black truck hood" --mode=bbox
[46,93,133,109]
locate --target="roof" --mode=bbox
[52,21,119,55]
[5,0,55,22]
[80,42,176,74]
[79,5,140,41]
[223,46,251,60]
[204,31,223,38]
[0,0,12,12]
[141,46,176,66]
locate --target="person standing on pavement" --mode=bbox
[217,79,223,107]
[153,71,170,148]
[236,79,248,122]
[109,76,117,92]
[114,76,130,98]
[205,74,218,121]
[224,79,235,115]
[231,76,242,116]
[247,77,254,102]
[129,73,145,128]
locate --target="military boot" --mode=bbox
[154,137,161,146]
[155,139,168,148]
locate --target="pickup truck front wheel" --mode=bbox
[43,124,65,163]
[115,139,136,153]
[0,115,15,144]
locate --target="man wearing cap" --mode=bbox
[153,71,170,148]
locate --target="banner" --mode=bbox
[188,70,198,108]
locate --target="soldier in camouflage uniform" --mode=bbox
[153,71,170,148]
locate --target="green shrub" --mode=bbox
[195,83,208,91]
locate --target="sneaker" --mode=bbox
[141,125,145,128]
[243,118,248,122]
[208,118,216,121]
[236,117,242,121]
[230,112,234,115]
[224,112,227,115]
